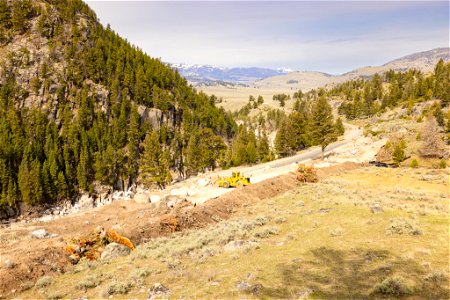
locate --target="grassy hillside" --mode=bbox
[17,166,449,299]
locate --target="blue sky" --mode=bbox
[86,1,449,74]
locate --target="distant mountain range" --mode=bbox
[170,63,292,85]
[171,48,449,87]
[253,48,449,91]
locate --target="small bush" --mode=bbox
[20,281,35,291]
[254,227,279,238]
[104,281,132,295]
[254,216,269,226]
[410,159,419,168]
[329,227,344,237]
[424,271,446,283]
[438,159,447,169]
[275,217,287,224]
[385,218,422,236]
[392,140,407,166]
[35,276,53,288]
[131,268,151,279]
[296,165,318,183]
[75,275,102,290]
[45,291,66,300]
[372,276,414,296]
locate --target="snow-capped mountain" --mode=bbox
[169,63,292,85]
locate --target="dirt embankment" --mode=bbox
[0,162,361,297]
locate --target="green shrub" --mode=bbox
[410,159,419,168]
[438,159,447,169]
[424,271,446,283]
[392,140,407,166]
[416,132,421,140]
[75,275,102,290]
[35,276,52,288]
[385,218,422,236]
[104,281,131,295]
[372,276,414,296]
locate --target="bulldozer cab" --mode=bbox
[232,172,241,178]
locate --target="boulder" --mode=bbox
[134,192,151,204]
[4,259,15,269]
[31,229,58,239]
[150,195,161,203]
[148,283,170,300]
[112,191,124,201]
[371,204,384,214]
[100,242,131,261]
[78,194,94,211]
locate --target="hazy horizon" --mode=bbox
[86,1,449,74]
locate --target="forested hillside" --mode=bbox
[334,60,449,120]
[0,0,236,212]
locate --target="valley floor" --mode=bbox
[8,165,449,299]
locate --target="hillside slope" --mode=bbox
[11,165,449,299]
[0,0,236,215]
[253,48,449,91]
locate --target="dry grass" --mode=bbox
[17,167,449,299]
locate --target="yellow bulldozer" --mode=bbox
[217,172,251,188]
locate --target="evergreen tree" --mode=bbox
[335,117,345,136]
[434,59,450,106]
[11,0,34,33]
[311,96,337,159]
[0,0,11,30]
[140,131,170,189]
[18,156,31,204]
[77,144,91,192]
[275,119,292,157]
[392,140,407,166]
[257,95,264,106]
[257,131,271,162]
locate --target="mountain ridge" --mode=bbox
[253,47,449,91]
[171,63,290,85]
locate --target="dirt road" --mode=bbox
[182,123,363,204]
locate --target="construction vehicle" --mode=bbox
[217,172,251,188]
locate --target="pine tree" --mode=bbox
[335,117,345,136]
[275,119,292,157]
[18,156,31,204]
[140,131,170,189]
[392,140,407,166]
[257,95,264,106]
[77,144,91,191]
[311,96,337,159]
[11,0,34,33]
[434,59,450,106]
[0,0,11,30]
[257,131,271,162]
[127,104,141,181]
[29,158,43,204]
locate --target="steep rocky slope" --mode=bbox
[0,0,236,216]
